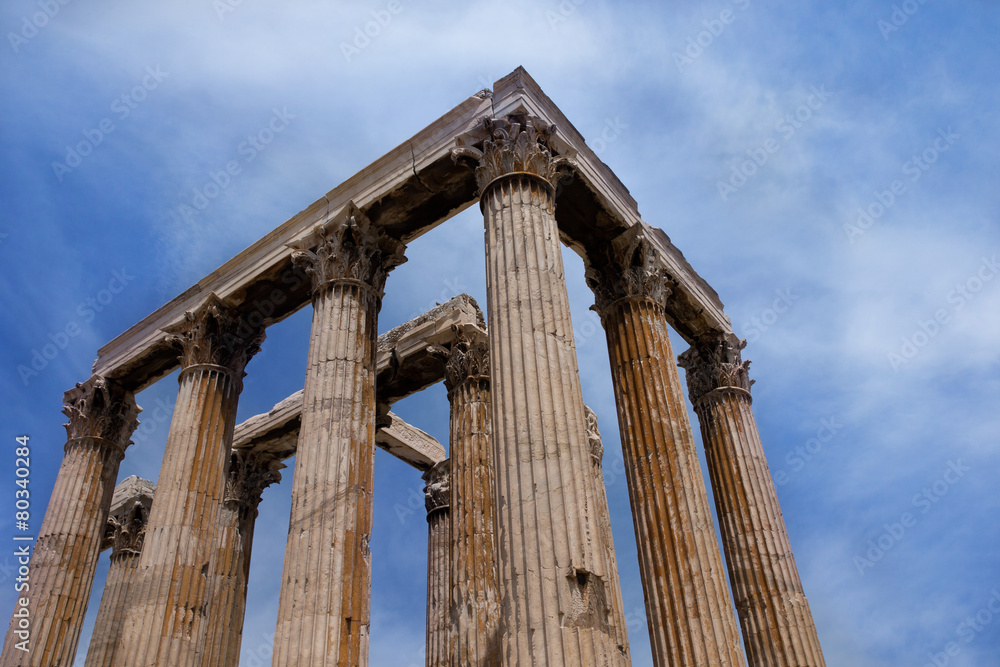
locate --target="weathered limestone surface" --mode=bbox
[457,113,618,666]
[117,295,264,667]
[271,205,405,666]
[444,331,500,666]
[585,407,631,666]
[423,461,452,667]
[586,228,745,667]
[84,477,155,667]
[679,335,825,667]
[201,451,283,667]
[1,376,139,667]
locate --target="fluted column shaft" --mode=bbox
[424,461,452,667]
[470,114,618,666]
[1,376,138,667]
[271,205,405,667]
[585,407,631,665]
[445,335,500,666]
[587,233,745,667]
[679,337,825,667]
[85,499,150,667]
[202,451,282,667]
[118,295,263,667]
[86,552,140,667]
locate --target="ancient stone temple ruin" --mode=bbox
[2,68,825,666]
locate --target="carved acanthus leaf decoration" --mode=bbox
[225,449,284,511]
[162,293,265,378]
[444,328,490,393]
[422,459,450,514]
[107,500,149,558]
[470,114,559,193]
[585,231,675,316]
[290,203,406,296]
[63,375,140,453]
[677,334,755,404]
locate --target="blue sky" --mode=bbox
[1,1,998,665]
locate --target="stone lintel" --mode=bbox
[92,67,728,392]
[108,475,156,515]
[232,295,478,468]
[375,414,446,471]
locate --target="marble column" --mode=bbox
[85,480,154,667]
[117,294,264,667]
[271,204,405,667]
[444,331,500,666]
[1,375,139,667]
[678,335,825,667]
[584,406,631,665]
[202,450,283,667]
[586,229,745,667]
[455,113,619,665]
[423,460,452,667]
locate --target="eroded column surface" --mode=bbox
[85,479,154,667]
[1,377,139,667]
[117,294,264,667]
[678,335,825,667]
[271,205,405,667]
[202,450,283,667]
[423,461,452,667]
[457,113,619,666]
[445,331,500,666]
[584,407,631,666]
[586,231,745,667]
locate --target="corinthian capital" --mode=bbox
[585,227,675,316]
[63,375,141,454]
[443,328,490,395]
[224,449,284,513]
[162,293,265,378]
[107,501,150,558]
[677,333,755,404]
[452,113,564,193]
[422,459,450,516]
[289,202,406,296]
[104,476,155,557]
